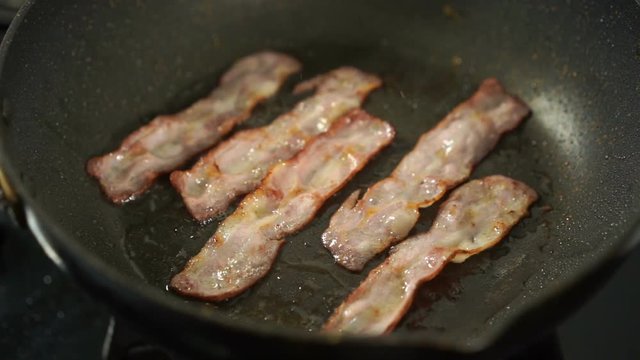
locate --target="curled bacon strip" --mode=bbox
[324,175,538,335]
[170,67,382,222]
[170,110,395,301]
[322,78,531,271]
[87,51,301,203]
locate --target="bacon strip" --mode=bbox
[324,175,538,335]
[170,110,395,301]
[322,78,531,271]
[170,67,382,222]
[86,52,301,204]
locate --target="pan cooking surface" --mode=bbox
[1,0,638,348]
[115,50,582,336]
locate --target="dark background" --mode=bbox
[1,2,640,359]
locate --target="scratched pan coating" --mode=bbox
[0,0,639,357]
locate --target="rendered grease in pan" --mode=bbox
[118,61,555,332]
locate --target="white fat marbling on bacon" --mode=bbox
[170,110,395,301]
[170,67,382,222]
[322,78,531,271]
[87,51,300,203]
[324,175,538,335]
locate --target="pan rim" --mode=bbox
[1,0,640,354]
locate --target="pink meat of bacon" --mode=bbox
[170,67,382,222]
[324,175,538,335]
[86,51,301,204]
[170,109,395,301]
[322,78,531,271]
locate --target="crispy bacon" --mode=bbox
[170,67,382,222]
[86,51,301,203]
[322,78,531,271]
[324,175,538,335]
[170,110,395,301]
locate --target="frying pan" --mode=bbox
[1,0,639,358]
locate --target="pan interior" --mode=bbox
[1,0,639,347]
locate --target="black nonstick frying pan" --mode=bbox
[1,0,639,359]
